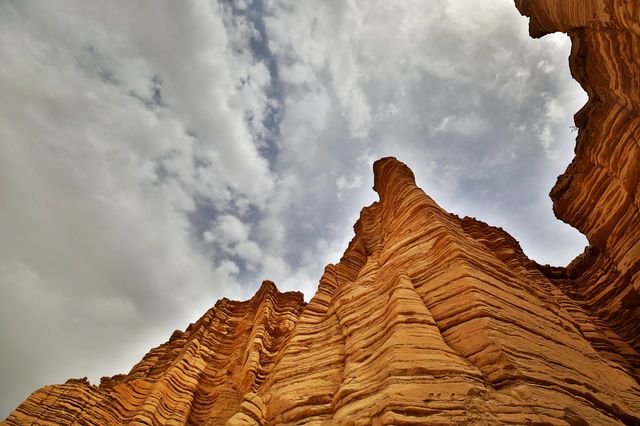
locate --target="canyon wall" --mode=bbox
[516,0,640,355]
[4,1,640,425]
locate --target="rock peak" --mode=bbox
[251,279,306,308]
[372,156,416,198]
[254,279,278,297]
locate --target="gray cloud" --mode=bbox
[0,0,587,416]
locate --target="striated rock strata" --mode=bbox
[516,0,640,365]
[4,1,640,425]
[4,282,307,425]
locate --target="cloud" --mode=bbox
[204,214,264,271]
[0,0,271,415]
[434,114,490,136]
[257,0,588,270]
[207,214,250,247]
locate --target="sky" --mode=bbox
[0,0,588,417]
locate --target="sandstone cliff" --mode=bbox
[516,0,640,360]
[4,0,640,425]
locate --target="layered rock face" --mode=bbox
[4,282,306,425]
[516,0,640,358]
[6,157,640,425]
[5,1,640,425]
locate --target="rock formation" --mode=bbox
[4,0,640,425]
[516,0,640,359]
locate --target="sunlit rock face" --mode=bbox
[4,1,640,425]
[516,0,640,356]
[4,282,308,425]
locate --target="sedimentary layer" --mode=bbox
[4,0,640,424]
[516,0,640,352]
[4,282,306,425]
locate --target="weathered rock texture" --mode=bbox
[4,1,640,425]
[4,282,306,425]
[516,0,640,361]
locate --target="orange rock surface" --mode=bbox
[516,0,640,357]
[4,1,640,425]
[4,282,306,425]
